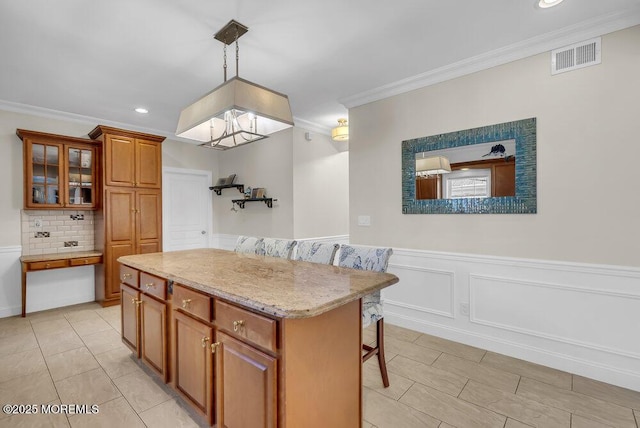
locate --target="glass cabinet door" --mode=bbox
[67,146,95,207]
[29,143,62,207]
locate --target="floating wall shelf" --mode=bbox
[232,198,276,209]
[210,184,245,195]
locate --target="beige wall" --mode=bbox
[349,25,640,267]
[213,129,295,238]
[292,127,349,238]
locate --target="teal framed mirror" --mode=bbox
[402,118,536,214]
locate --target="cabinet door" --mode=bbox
[104,188,136,300]
[216,332,277,428]
[493,162,516,197]
[136,189,162,252]
[121,284,140,356]
[174,311,214,424]
[66,144,97,209]
[105,135,135,187]
[24,141,64,208]
[140,294,168,381]
[135,139,162,188]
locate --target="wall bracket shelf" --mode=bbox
[232,198,276,209]
[210,184,245,195]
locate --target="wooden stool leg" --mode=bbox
[376,319,390,388]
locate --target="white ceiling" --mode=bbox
[1,0,639,140]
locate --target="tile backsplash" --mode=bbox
[21,210,94,256]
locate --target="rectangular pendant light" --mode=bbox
[175,20,294,150]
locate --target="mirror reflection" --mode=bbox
[415,140,515,200]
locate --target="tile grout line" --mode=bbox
[30,317,71,427]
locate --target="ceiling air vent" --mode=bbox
[551,37,601,75]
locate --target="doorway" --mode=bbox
[162,167,213,251]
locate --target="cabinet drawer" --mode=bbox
[120,265,139,288]
[28,259,69,270]
[140,272,167,300]
[215,300,277,353]
[69,256,102,266]
[174,284,211,322]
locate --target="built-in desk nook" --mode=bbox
[20,250,103,317]
[118,248,398,428]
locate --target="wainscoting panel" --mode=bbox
[470,274,640,359]
[385,265,454,318]
[0,246,22,318]
[382,247,640,392]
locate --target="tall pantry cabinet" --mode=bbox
[89,125,165,306]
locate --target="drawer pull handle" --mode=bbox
[233,320,245,332]
[45,263,51,268]
[182,299,192,308]
[201,336,210,348]
[145,283,155,290]
[131,298,142,306]
[122,273,132,280]
[211,342,221,354]
[84,260,89,264]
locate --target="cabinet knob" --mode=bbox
[122,273,132,280]
[45,263,51,268]
[145,282,154,290]
[210,342,221,354]
[201,336,210,348]
[84,260,89,264]
[233,320,245,332]
[182,299,192,308]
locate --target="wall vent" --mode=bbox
[551,37,601,75]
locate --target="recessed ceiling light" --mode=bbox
[538,0,564,8]
[135,107,149,114]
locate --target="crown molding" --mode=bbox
[0,99,188,142]
[340,8,640,109]
[0,100,331,143]
[293,116,332,135]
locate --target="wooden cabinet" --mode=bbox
[493,161,515,197]
[96,130,162,189]
[121,283,140,355]
[90,125,164,306]
[18,129,99,210]
[120,269,171,381]
[216,331,277,428]
[101,188,161,301]
[173,310,214,425]
[140,293,168,380]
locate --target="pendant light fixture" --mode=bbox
[416,156,452,176]
[176,20,294,150]
[331,118,349,141]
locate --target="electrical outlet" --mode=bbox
[460,302,470,316]
[34,218,42,228]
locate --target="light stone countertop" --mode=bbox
[20,250,103,263]
[118,248,399,319]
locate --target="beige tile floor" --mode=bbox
[0,302,638,427]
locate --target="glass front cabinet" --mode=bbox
[18,129,99,210]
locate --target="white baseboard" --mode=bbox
[384,247,640,392]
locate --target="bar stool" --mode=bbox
[294,241,339,265]
[338,244,393,388]
[258,237,297,259]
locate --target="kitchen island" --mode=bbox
[118,248,398,428]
